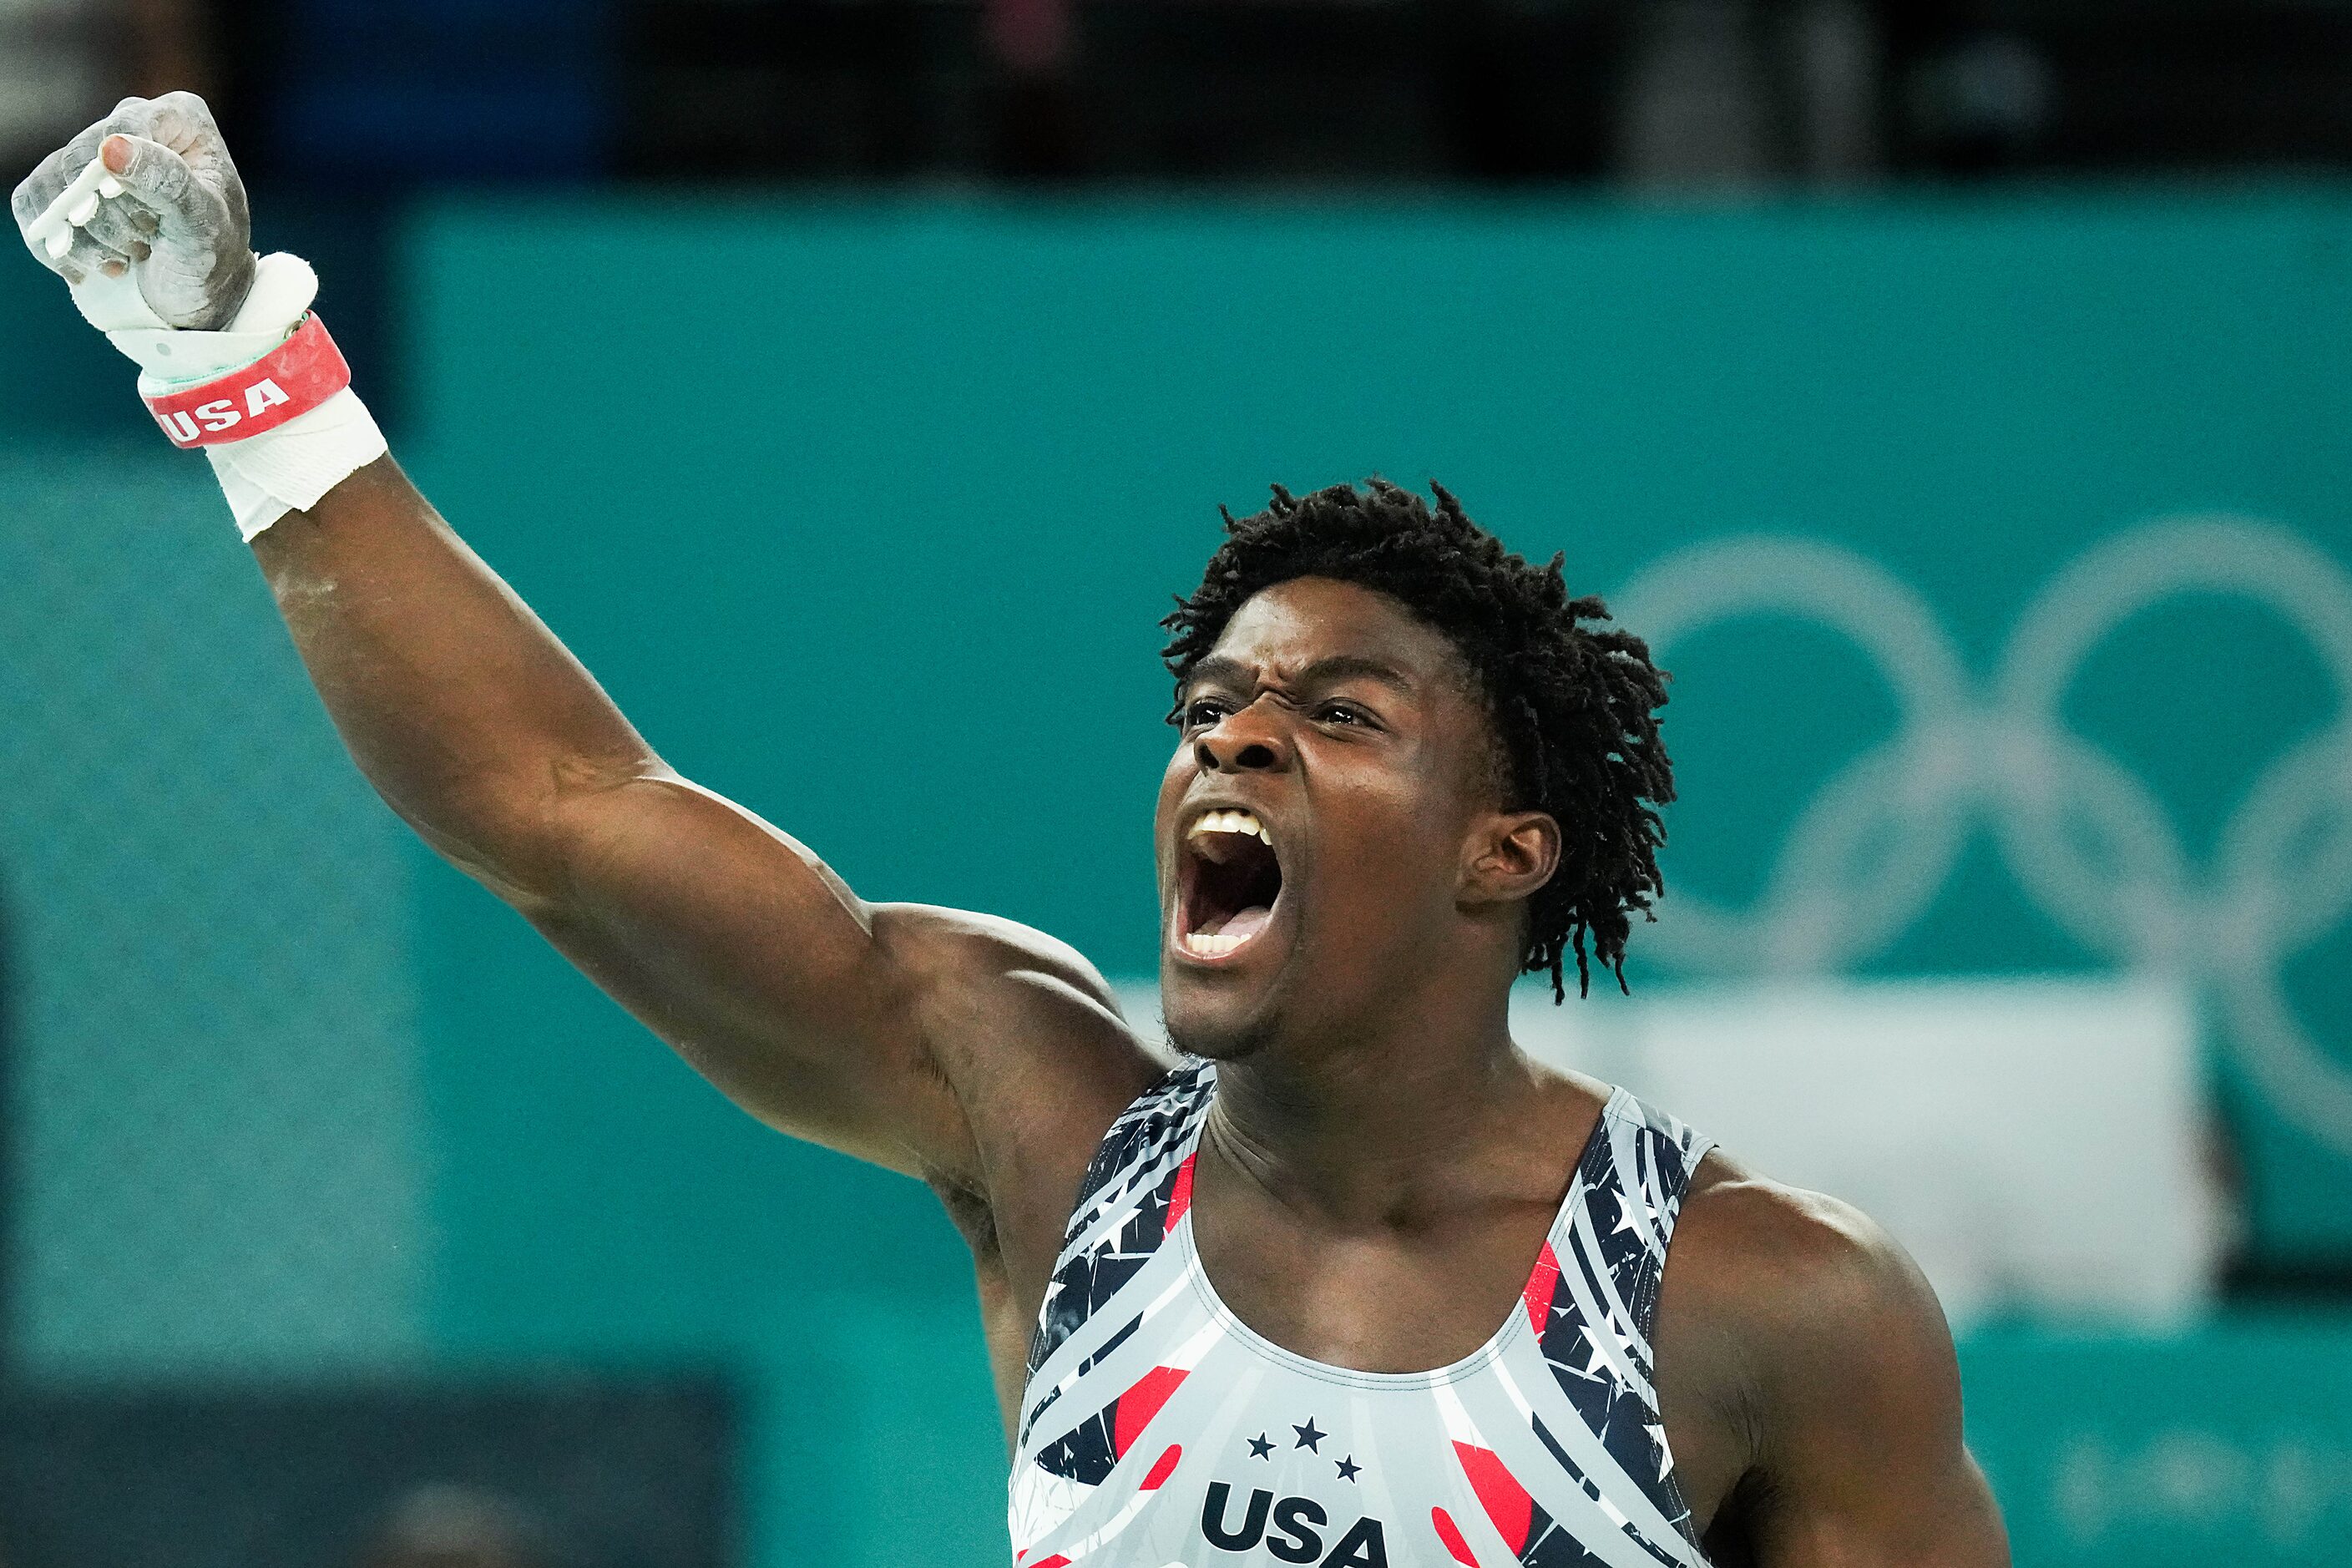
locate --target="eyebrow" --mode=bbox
[1184,653,1416,695]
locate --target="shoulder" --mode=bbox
[1678,1154,1936,1313]
[1675,1151,1955,1377]
[874,902,1130,1017]
[871,897,1171,1105]
[1666,1148,1965,1454]
[1659,1150,2009,1560]
[870,902,1171,1250]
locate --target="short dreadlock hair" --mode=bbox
[1161,479,1673,999]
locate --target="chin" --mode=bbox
[1159,980,1283,1062]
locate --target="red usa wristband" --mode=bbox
[142,313,352,449]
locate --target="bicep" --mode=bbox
[520,771,1149,1184]
[1752,1429,2006,1568]
[520,772,949,1171]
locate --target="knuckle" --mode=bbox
[152,107,218,154]
[24,146,68,192]
[84,200,134,240]
[14,158,68,222]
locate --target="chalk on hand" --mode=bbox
[28,159,127,261]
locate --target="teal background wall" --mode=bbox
[389,191,2352,1562]
[8,190,2352,1566]
[0,450,426,1375]
[1960,1319,2352,1560]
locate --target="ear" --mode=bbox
[1459,809,1561,908]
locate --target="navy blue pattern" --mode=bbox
[1534,1095,1713,1554]
[1025,1062,1212,1377]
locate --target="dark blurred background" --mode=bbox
[17,0,2352,425]
[6,3,2352,1567]
[16,2,2352,188]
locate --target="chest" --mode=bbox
[1003,1073,1749,1551]
[1185,1168,1747,1533]
[1190,1176,1560,1374]
[1009,1171,1735,1567]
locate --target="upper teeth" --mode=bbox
[1189,809,1269,844]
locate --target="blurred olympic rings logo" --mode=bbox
[1612,518,2352,1153]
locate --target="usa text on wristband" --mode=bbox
[142,313,352,448]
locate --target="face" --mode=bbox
[1156,577,1560,1060]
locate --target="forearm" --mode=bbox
[252,453,661,899]
[14,95,1059,1182]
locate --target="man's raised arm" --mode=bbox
[13,94,1150,1188]
[255,455,1012,1175]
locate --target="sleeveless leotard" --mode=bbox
[1009,1060,1718,1568]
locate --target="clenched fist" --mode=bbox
[12,91,255,331]
[10,91,383,537]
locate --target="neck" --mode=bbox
[1201,965,1538,1229]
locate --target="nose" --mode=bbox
[1193,701,1294,774]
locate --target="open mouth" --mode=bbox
[1177,808,1285,959]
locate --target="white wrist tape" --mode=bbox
[73,252,387,541]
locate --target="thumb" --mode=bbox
[102,133,202,217]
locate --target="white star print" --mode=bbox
[1609,1188,1644,1237]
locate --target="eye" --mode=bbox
[1181,697,1232,730]
[1316,702,1372,727]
